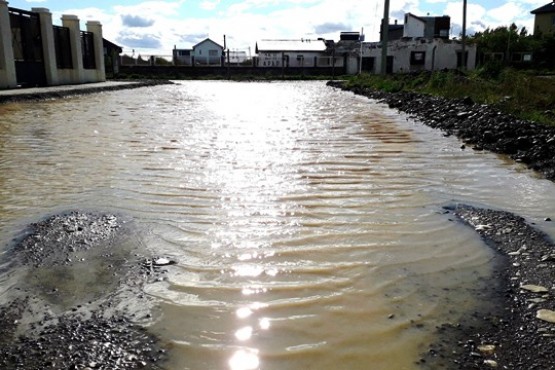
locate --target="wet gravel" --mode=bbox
[0,211,172,369]
[420,204,555,370]
[14,211,120,268]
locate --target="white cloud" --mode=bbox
[200,1,220,11]
[39,0,542,57]
[488,2,525,23]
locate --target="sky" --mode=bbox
[7,0,551,57]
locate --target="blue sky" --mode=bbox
[7,0,550,56]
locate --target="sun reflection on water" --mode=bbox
[199,85,311,370]
[229,349,260,370]
[230,301,272,370]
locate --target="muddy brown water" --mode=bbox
[1,81,555,370]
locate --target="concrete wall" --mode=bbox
[533,13,555,35]
[0,3,105,89]
[257,51,332,68]
[119,64,346,78]
[0,0,17,88]
[364,39,477,74]
[404,14,426,38]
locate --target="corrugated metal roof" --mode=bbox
[256,39,327,52]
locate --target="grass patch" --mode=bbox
[345,69,555,126]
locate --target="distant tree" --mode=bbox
[470,24,539,55]
[154,57,172,66]
[469,24,551,70]
[532,33,555,70]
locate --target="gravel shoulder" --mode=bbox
[424,205,555,370]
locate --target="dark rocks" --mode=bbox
[0,310,164,370]
[327,81,555,182]
[14,211,120,268]
[0,211,170,369]
[423,205,555,370]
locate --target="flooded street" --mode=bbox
[1,81,555,370]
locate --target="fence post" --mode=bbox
[33,7,59,86]
[86,20,105,82]
[0,0,17,89]
[62,14,83,84]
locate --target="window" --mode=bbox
[410,51,425,65]
[209,50,218,56]
[523,53,532,62]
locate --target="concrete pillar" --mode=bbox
[33,7,59,86]
[0,0,17,89]
[86,21,106,82]
[62,14,83,84]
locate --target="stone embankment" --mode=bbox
[327,82,555,369]
[327,81,555,182]
[0,211,174,369]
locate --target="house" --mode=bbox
[531,2,555,35]
[227,50,248,64]
[103,38,122,76]
[193,38,224,66]
[361,38,477,74]
[173,47,192,66]
[403,13,450,39]
[332,32,364,74]
[255,39,329,67]
[173,38,224,66]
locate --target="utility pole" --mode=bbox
[461,0,467,69]
[359,27,364,74]
[380,0,390,75]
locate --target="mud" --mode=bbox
[0,211,173,369]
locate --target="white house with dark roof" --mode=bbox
[173,38,224,66]
[255,39,331,67]
[193,38,224,65]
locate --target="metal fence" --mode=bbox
[8,7,46,86]
[8,7,42,62]
[53,25,72,69]
[80,31,96,69]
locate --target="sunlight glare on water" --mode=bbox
[1,81,555,370]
